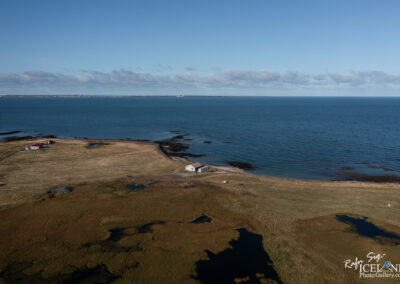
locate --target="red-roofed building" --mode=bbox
[30,143,43,150]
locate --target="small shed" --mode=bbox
[185,162,203,172]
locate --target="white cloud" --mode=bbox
[185,66,196,72]
[1,69,400,92]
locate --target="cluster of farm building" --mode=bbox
[25,140,55,150]
[22,139,209,175]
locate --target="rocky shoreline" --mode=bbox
[155,134,206,159]
[2,132,400,184]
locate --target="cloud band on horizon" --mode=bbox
[1,69,400,94]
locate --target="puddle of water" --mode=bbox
[59,264,120,283]
[87,142,109,149]
[191,215,212,224]
[85,221,166,252]
[126,184,147,191]
[336,214,400,245]
[87,143,101,149]
[107,228,126,242]
[192,228,282,284]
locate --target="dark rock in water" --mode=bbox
[172,135,185,139]
[203,141,212,144]
[48,185,74,194]
[227,161,256,171]
[131,139,151,142]
[340,166,355,171]
[351,162,399,173]
[155,136,190,157]
[1,134,56,143]
[0,131,22,136]
[126,184,147,191]
[177,153,205,158]
[339,173,400,183]
[336,214,400,245]
[191,215,212,224]
[192,228,282,284]
[155,135,206,158]
[3,136,34,142]
[156,139,189,152]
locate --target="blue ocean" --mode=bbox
[1,96,400,180]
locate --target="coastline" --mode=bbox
[2,96,400,183]
[1,137,400,283]
[1,136,400,188]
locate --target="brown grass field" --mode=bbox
[0,139,400,283]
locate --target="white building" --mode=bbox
[197,166,208,173]
[185,162,208,173]
[29,146,41,150]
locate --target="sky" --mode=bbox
[0,0,399,96]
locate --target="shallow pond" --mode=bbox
[191,215,212,224]
[336,214,400,245]
[192,228,281,283]
[126,184,147,191]
[87,143,101,149]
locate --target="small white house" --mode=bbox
[185,162,208,173]
[185,162,203,172]
[42,140,54,145]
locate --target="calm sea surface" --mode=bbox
[1,97,400,180]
